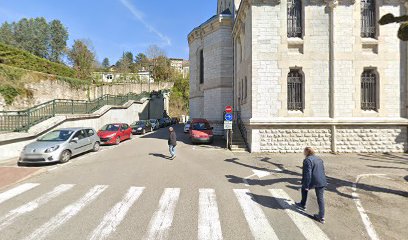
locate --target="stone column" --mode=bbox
[327,0,338,153]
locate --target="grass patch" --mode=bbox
[0,42,76,78]
[0,85,22,105]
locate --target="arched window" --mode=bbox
[287,0,302,38]
[361,0,376,38]
[287,69,303,111]
[361,69,378,110]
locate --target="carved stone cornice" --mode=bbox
[188,15,233,44]
[383,0,406,5]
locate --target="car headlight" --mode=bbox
[137,127,142,130]
[45,145,60,153]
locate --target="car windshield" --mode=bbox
[149,120,156,123]
[101,124,120,131]
[192,122,211,130]
[38,130,74,142]
[133,121,144,126]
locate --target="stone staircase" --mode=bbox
[230,125,248,152]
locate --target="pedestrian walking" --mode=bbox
[168,127,177,160]
[295,147,327,224]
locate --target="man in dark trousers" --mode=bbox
[295,147,327,224]
[168,127,177,160]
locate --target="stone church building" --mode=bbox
[188,0,408,153]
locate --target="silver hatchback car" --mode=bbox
[19,128,100,165]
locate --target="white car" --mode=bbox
[183,121,191,133]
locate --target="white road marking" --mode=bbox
[252,169,271,178]
[0,184,74,231]
[0,183,39,205]
[352,174,386,240]
[144,188,180,240]
[89,187,145,240]
[23,185,108,240]
[233,189,279,240]
[198,189,223,240]
[269,189,330,240]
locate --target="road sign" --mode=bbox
[225,106,232,113]
[224,121,232,130]
[225,113,233,121]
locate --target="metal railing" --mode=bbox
[234,111,248,148]
[0,92,151,132]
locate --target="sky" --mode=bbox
[0,0,215,63]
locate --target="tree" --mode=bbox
[151,56,172,82]
[0,22,15,45]
[102,58,110,68]
[146,44,166,59]
[379,14,408,41]
[67,40,96,80]
[49,20,68,62]
[134,53,149,70]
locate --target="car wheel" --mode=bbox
[60,150,71,163]
[142,129,146,135]
[150,127,153,132]
[92,142,100,152]
[115,137,121,145]
[17,162,24,167]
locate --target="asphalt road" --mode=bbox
[0,125,382,240]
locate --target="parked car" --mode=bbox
[164,118,172,126]
[131,120,153,135]
[149,119,160,130]
[158,118,167,128]
[171,118,178,125]
[97,123,132,145]
[184,120,191,133]
[18,128,100,165]
[189,118,214,144]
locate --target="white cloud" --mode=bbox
[119,0,171,46]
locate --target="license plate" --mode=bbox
[25,154,42,159]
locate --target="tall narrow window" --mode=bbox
[287,69,303,111]
[361,0,376,38]
[361,69,377,110]
[287,0,302,38]
[244,76,248,99]
[199,50,204,84]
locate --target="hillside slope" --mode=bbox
[0,42,76,78]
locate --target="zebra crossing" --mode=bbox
[0,183,330,240]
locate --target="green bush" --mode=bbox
[0,85,21,104]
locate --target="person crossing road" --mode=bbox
[168,127,177,160]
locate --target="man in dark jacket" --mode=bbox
[295,147,327,223]
[168,127,177,159]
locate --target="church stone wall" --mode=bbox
[251,125,407,153]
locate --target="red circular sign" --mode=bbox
[225,106,232,113]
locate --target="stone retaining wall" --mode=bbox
[250,125,408,153]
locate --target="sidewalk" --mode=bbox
[0,166,45,190]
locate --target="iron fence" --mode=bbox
[0,92,150,132]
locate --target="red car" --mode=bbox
[97,123,132,145]
[189,118,214,144]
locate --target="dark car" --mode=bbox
[131,120,153,135]
[158,118,167,128]
[164,118,172,126]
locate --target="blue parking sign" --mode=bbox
[225,113,233,121]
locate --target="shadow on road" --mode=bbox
[149,153,170,160]
[246,192,316,220]
[224,157,408,199]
